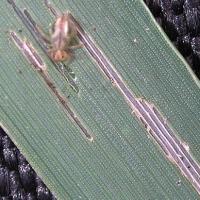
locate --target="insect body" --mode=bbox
[49,13,75,62]
[41,12,81,62]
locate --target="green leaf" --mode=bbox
[1,0,200,199]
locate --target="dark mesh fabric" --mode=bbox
[0,127,56,200]
[145,0,200,78]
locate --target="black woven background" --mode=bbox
[144,0,200,78]
[0,127,56,200]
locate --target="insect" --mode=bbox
[40,12,82,62]
[23,5,80,92]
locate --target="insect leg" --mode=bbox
[37,26,51,44]
[23,9,51,45]
[68,43,83,50]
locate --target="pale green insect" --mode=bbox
[39,11,82,62]
[48,13,77,62]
